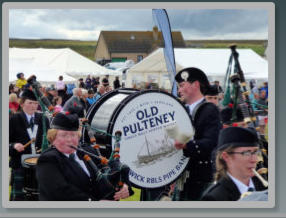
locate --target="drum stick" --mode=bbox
[23,138,35,149]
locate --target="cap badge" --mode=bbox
[181,71,189,81]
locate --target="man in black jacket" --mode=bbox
[9,89,50,200]
[173,67,222,201]
[201,127,267,201]
[36,111,132,201]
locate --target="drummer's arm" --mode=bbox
[183,105,221,157]
[37,156,93,201]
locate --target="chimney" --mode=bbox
[153,26,159,41]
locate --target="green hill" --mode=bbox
[9,38,267,61]
[185,40,267,56]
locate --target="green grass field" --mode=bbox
[120,187,141,201]
[10,38,267,62]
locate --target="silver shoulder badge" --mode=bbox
[181,71,189,81]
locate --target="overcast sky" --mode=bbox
[9,9,268,40]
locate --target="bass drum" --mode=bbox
[83,88,194,189]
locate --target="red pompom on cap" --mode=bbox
[232,123,238,127]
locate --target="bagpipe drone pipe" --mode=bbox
[76,120,133,200]
[223,45,268,181]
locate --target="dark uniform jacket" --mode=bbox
[9,111,50,169]
[36,146,134,201]
[36,147,100,201]
[180,101,222,199]
[200,175,267,201]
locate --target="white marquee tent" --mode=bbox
[9,48,119,84]
[126,48,268,90]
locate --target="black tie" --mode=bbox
[248,187,255,192]
[30,117,34,131]
[69,153,83,169]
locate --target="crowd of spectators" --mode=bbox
[9,73,121,118]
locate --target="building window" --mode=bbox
[137,55,143,62]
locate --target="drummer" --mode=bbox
[173,67,222,200]
[9,89,50,200]
[36,111,132,201]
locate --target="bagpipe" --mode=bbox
[223,45,268,181]
[71,120,132,200]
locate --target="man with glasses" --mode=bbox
[201,127,267,201]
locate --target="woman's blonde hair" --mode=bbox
[214,146,235,181]
[9,93,18,103]
[47,129,82,144]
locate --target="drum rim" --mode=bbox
[108,89,193,189]
[21,154,40,168]
[83,88,138,145]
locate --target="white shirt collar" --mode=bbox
[24,112,34,123]
[187,97,205,115]
[227,172,255,194]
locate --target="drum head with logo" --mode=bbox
[110,90,194,188]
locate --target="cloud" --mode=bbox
[9,9,268,40]
[167,9,268,39]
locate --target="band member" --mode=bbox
[220,104,247,128]
[205,84,219,106]
[201,127,267,201]
[36,111,132,201]
[173,67,222,200]
[9,89,50,200]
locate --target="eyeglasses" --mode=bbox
[227,150,261,157]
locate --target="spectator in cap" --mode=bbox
[201,127,267,201]
[36,111,131,201]
[205,84,220,107]
[9,89,50,200]
[171,67,222,201]
[15,73,27,89]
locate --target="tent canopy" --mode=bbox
[126,48,268,90]
[9,48,118,83]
